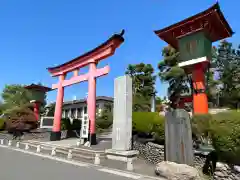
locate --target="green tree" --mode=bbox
[155,96,163,112]
[158,45,219,108]
[1,84,47,113]
[216,40,240,108]
[1,84,33,109]
[125,63,156,111]
[158,45,189,107]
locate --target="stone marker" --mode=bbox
[112,75,132,151]
[165,109,194,165]
[105,75,138,166]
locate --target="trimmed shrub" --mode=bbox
[0,118,5,130]
[4,106,38,132]
[132,112,165,143]
[96,110,113,130]
[71,119,81,130]
[210,111,240,164]
[61,118,71,130]
[191,114,212,144]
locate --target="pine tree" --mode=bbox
[125,63,156,111]
[158,45,189,108]
[216,40,240,108]
[158,45,219,108]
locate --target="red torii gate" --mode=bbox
[47,31,124,144]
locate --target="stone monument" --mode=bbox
[106,75,138,162]
[165,109,194,165]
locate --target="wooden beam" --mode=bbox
[52,65,110,89]
[73,69,79,77]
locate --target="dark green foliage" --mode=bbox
[4,106,38,132]
[71,119,81,130]
[2,84,33,107]
[158,45,219,108]
[210,111,240,164]
[215,41,240,108]
[1,84,47,116]
[61,118,71,130]
[192,114,212,141]
[96,108,113,130]
[158,46,191,107]
[0,118,5,130]
[191,111,240,164]
[61,118,81,131]
[132,112,165,143]
[126,63,156,112]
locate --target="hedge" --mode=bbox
[0,118,5,130]
[191,111,240,164]
[132,112,165,143]
[210,111,240,164]
[61,118,81,131]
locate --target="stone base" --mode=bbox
[105,149,139,162]
[50,131,61,141]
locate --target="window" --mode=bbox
[65,109,69,118]
[84,106,87,114]
[77,108,83,118]
[104,103,112,112]
[71,109,76,118]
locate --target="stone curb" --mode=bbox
[0,138,164,180]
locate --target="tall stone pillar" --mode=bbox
[106,75,138,162]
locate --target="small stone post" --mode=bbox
[0,139,4,145]
[25,143,29,150]
[94,153,100,165]
[67,149,72,159]
[127,158,133,171]
[51,147,56,156]
[36,145,41,153]
[16,142,20,148]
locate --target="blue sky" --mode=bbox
[0,0,239,103]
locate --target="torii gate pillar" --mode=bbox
[47,31,124,143]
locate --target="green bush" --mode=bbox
[71,119,81,130]
[191,114,212,143]
[61,118,71,130]
[132,112,165,143]
[132,112,156,133]
[0,118,5,130]
[96,110,113,130]
[210,111,240,164]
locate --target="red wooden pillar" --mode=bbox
[50,74,65,141]
[87,62,97,145]
[33,101,40,121]
[192,65,208,114]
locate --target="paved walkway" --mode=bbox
[0,147,139,180]
[0,145,163,180]
[0,132,158,178]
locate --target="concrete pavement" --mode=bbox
[0,146,162,180]
[0,147,138,180]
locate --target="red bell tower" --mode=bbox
[154,3,233,114]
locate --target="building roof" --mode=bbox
[154,3,234,49]
[45,96,113,107]
[24,84,52,92]
[47,30,125,76]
